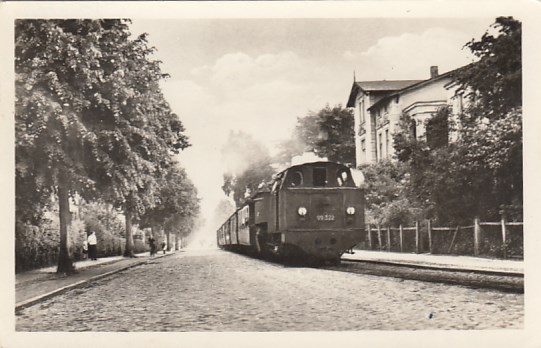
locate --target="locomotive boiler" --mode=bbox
[217,161,365,265]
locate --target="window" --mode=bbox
[288,170,303,187]
[239,206,249,227]
[456,93,464,114]
[336,169,350,187]
[426,107,450,149]
[359,99,365,123]
[385,129,389,159]
[375,134,379,161]
[379,132,383,161]
[410,119,417,140]
[313,167,327,187]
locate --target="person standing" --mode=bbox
[88,231,98,260]
[149,236,156,256]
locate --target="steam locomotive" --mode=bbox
[217,161,365,265]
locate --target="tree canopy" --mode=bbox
[15,19,195,270]
[453,16,521,119]
[390,16,522,225]
[286,105,356,166]
[139,164,200,234]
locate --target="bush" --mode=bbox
[134,239,149,254]
[71,218,88,260]
[16,203,150,272]
[359,161,422,226]
[15,221,59,272]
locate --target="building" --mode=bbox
[347,66,461,165]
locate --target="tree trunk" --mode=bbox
[57,177,75,273]
[175,231,180,250]
[124,208,135,257]
[166,229,171,251]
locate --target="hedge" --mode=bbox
[16,219,149,273]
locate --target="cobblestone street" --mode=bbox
[16,249,523,331]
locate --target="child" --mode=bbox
[82,240,88,259]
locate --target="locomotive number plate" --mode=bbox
[316,214,335,221]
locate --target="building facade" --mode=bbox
[347,66,461,165]
[346,79,422,165]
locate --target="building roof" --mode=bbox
[346,80,422,107]
[367,69,456,112]
[356,80,424,92]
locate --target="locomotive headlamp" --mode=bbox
[298,206,308,216]
[346,207,356,215]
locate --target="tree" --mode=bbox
[15,19,190,272]
[139,164,200,251]
[221,131,275,207]
[213,199,237,229]
[453,16,522,219]
[16,20,119,272]
[394,107,506,225]
[454,16,521,119]
[392,17,522,223]
[359,160,421,226]
[287,104,355,166]
[78,22,190,257]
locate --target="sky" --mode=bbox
[127,17,495,238]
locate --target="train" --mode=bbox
[217,161,365,265]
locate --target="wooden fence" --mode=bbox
[361,217,523,260]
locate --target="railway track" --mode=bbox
[325,259,524,293]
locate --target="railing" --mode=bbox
[361,218,523,260]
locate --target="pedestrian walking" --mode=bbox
[88,231,98,260]
[161,241,166,255]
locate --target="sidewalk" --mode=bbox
[343,249,524,276]
[16,251,175,310]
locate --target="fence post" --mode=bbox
[501,215,507,259]
[387,227,391,252]
[399,224,404,252]
[367,224,372,250]
[377,224,382,250]
[427,219,432,254]
[415,221,420,254]
[474,217,480,256]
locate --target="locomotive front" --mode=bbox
[265,161,365,263]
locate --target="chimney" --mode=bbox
[430,66,439,79]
